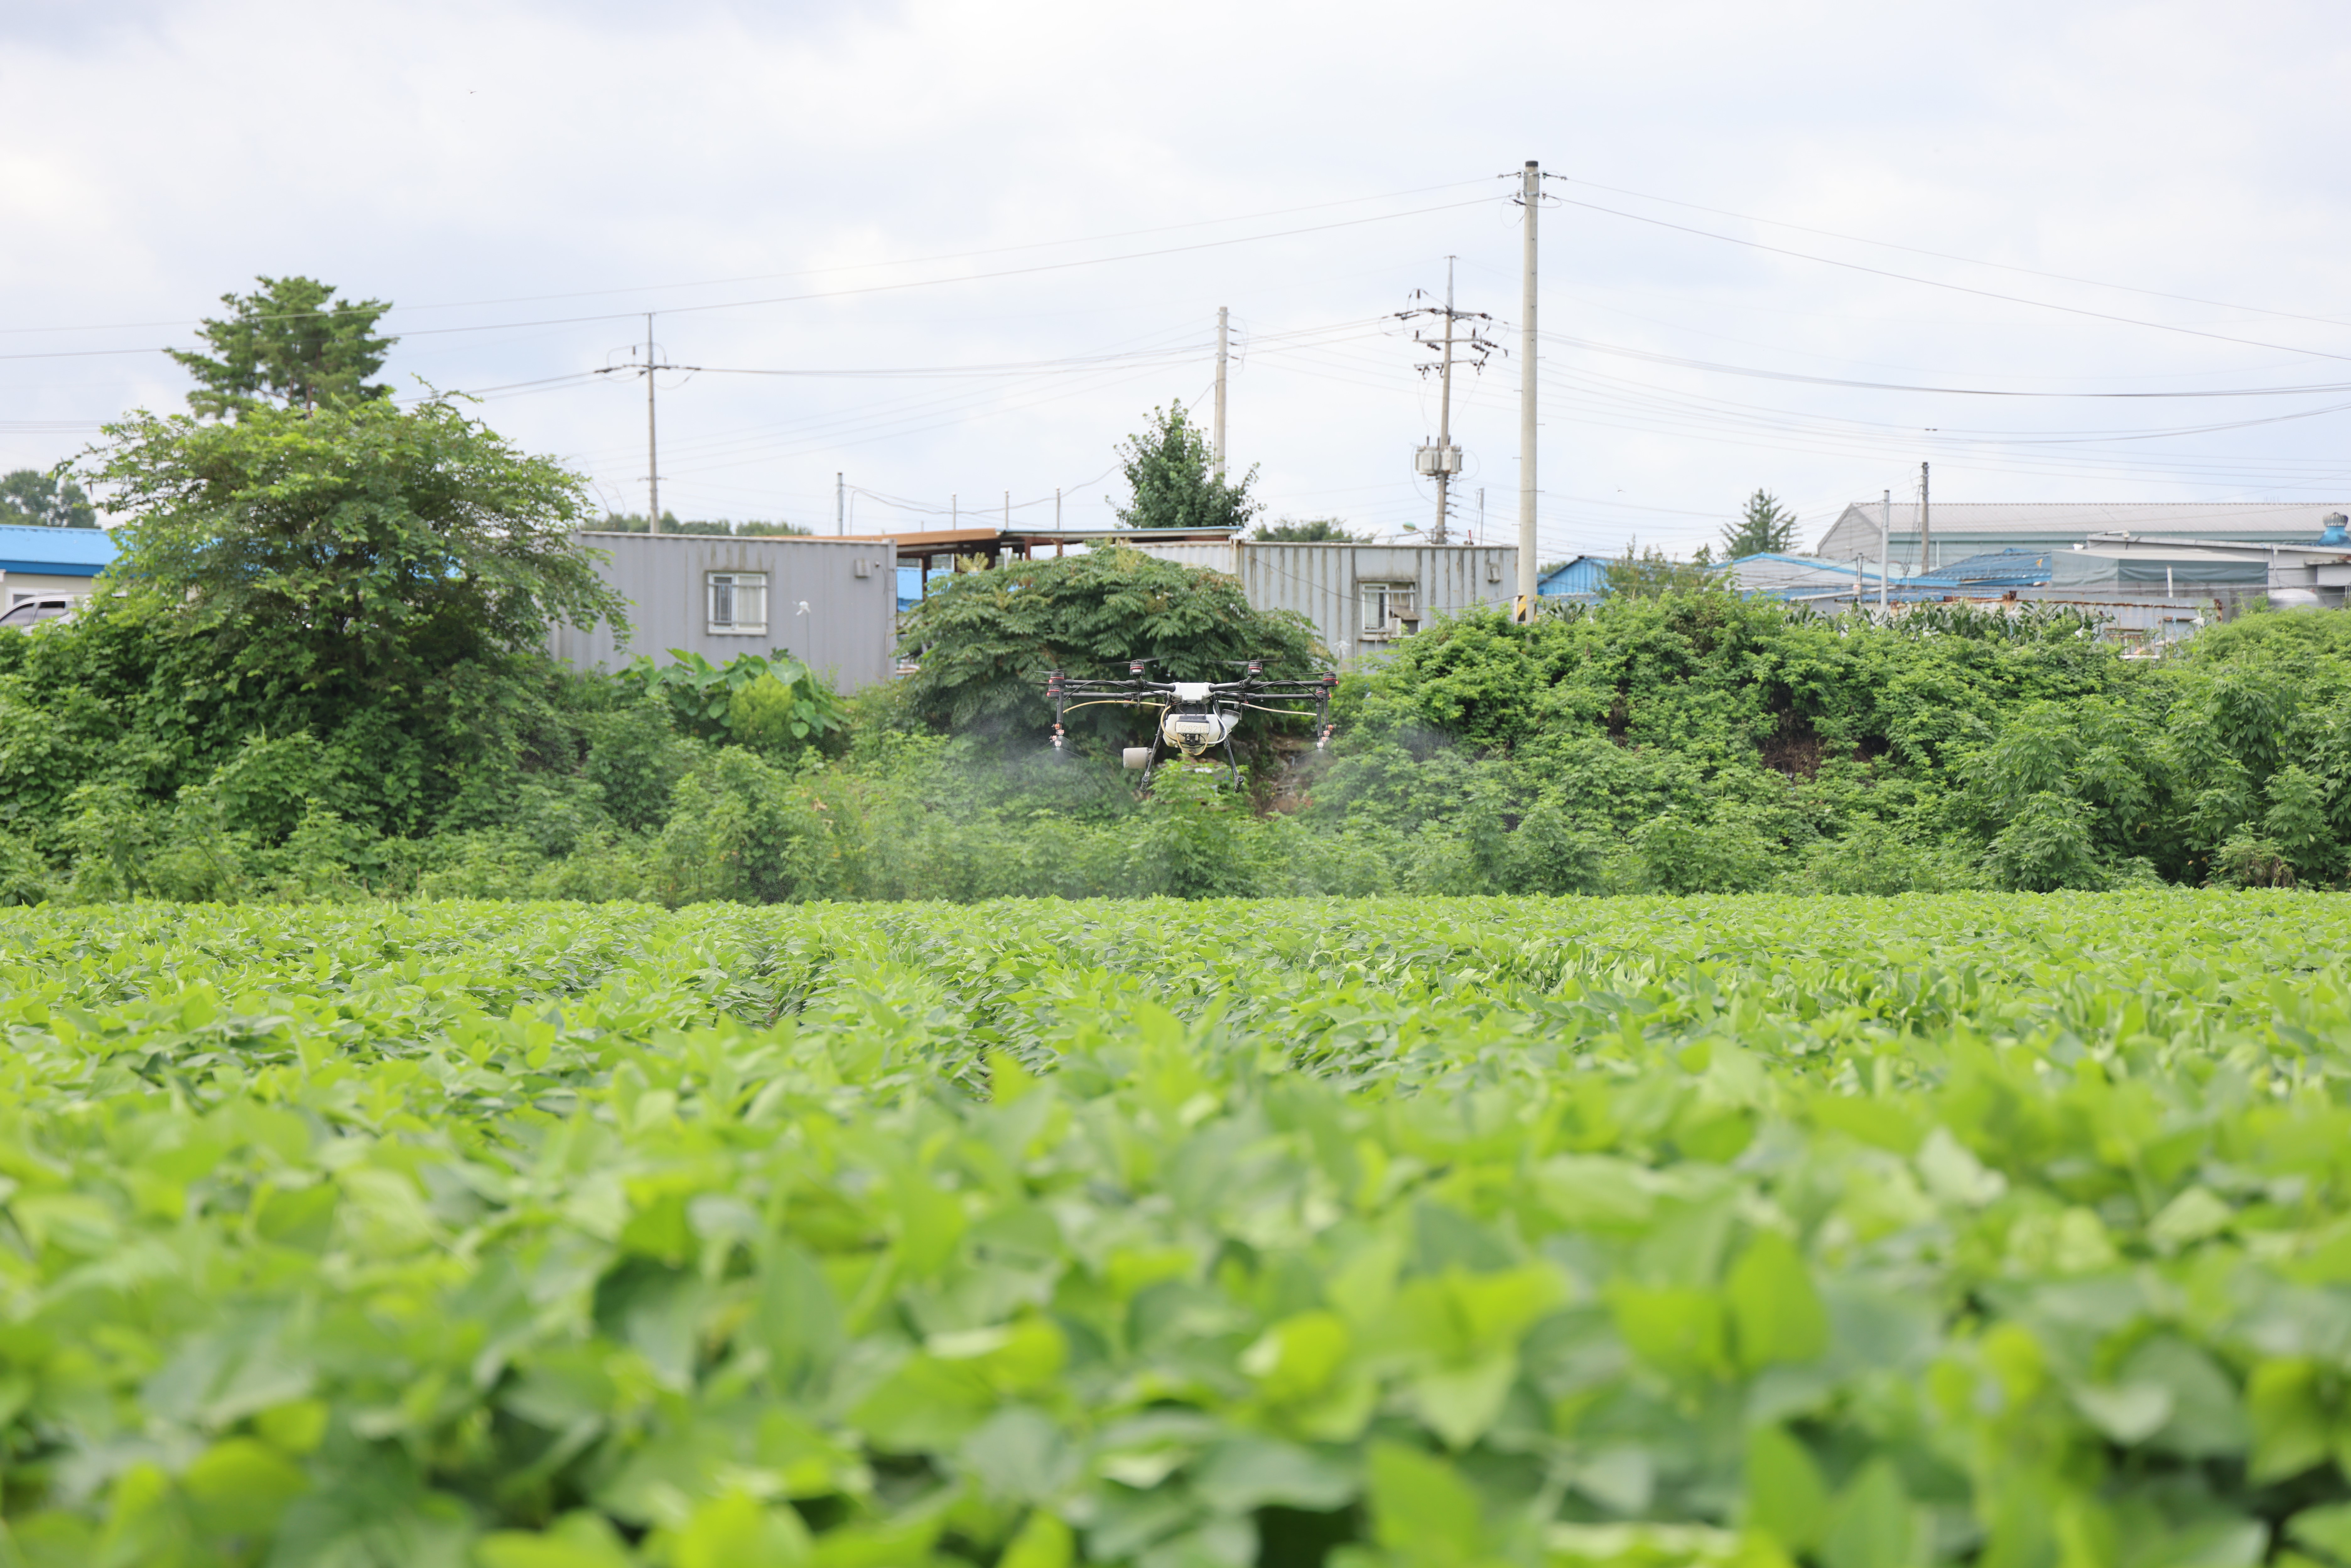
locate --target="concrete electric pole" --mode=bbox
[594,316,702,533]
[646,315,660,533]
[1433,259,1458,543]
[1881,488,1892,613]
[1403,259,1488,545]
[1919,461,1932,572]
[1213,306,1230,480]
[836,473,845,536]
[1518,161,1539,621]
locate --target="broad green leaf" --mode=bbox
[668,1491,812,1568]
[2247,1360,2330,1483]
[182,1437,309,1538]
[1534,1155,1660,1230]
[1610,1284,1729,1379]
[2148,1187,2234,1252]
[1367,1442,1481,1565]
[961,1405,1076,1504]
[2290,1504,2351,1565]
[477,1511,637,1568]
[1000,1511,1075,1568]
[1192,1437,1356,1514]
[847,1354,996,1451]
[2122,1336,2247,1458]
[1241,1310,1352,1402]
[2071,1381,2174,1444]
[1744,1426,1828,1552]
[1915,1127,2006,1208]
[1411,1352,1518,1450]
[1821,1459,1912,1568]
[1727,1232,1828,1371]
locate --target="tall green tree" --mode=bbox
[1112,404,1262,531]
[86,395,624,701]
[0,468,98,528]
[167,275,397,418]
[1721,489,1799,558]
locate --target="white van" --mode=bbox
[0,596,80,631]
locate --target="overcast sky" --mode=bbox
[7,0,2351,559]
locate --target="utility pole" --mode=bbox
[646,315,660,533]
[1433,259,1458,543]
[1518,160,1539,621]
[1213,306,1229,479]
[836,473,845,536]
[1880,488,1891,613]
[1055,488,1062,530]
[1404,258,1487,546]
[593,317,703,532]
[1004,491,1010,529]
[1919,461,1932,572]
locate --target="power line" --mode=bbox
[0,201,1489,362]
[1559,175,2351,336]
[1552,195,2351,367]
[0,180,1497,338]
[1532,328,2351,398]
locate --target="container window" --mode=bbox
[708,571,768,635]
[1359,581,1419,638]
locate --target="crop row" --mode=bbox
[0,893,2341,1567]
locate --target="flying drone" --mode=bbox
[1046,659,1338,784]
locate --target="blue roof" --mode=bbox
[1537,555,1612,596]
[0,524,115,578]
[1728,552,1846,573]
[1908,548,2056,591]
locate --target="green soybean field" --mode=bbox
[0,893,2344,1568]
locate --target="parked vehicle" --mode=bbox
[0,596,79,630]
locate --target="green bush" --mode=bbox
[653,748,847,905]
[897,545,1322,739]
[1125,766,1265,899]
[0,826,51,904]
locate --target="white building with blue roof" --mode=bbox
[1815,501,2351,572]
[0,524,116,606]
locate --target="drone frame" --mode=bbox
[1046,658,1338,787]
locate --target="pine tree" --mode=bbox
[167,276,396,418]
[1720,490,1799,558]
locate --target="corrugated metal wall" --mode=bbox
[551,533,900,690]
[1109,542,1237,573]
[1120,540,1516,663]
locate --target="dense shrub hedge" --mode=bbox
[6,562,2351,899]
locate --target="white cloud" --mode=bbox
[5,0,2351,556]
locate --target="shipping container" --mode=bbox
[1121,540,1516,664]
[551,532,900,690]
